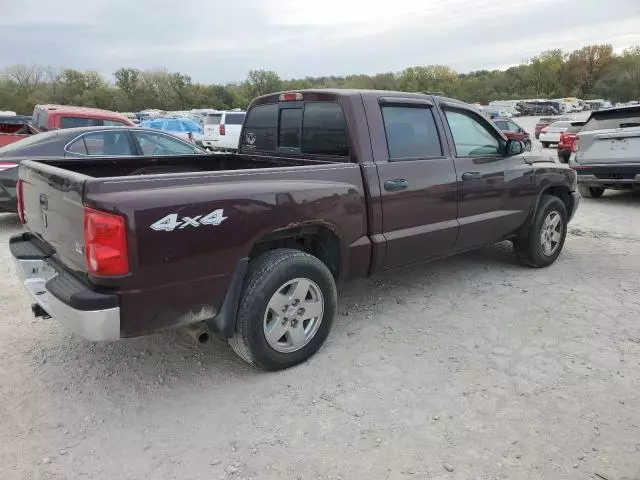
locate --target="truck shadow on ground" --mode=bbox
[30,240,522,402]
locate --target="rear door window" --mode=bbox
[381,106,443,159]
[66,131,133,156]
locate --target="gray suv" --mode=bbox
[570,105,640,198]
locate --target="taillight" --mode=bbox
[541,128,548,133]
[219,123,225,136]
[83,207,129,276]
[279,92,303,101]
[16,179,26,224]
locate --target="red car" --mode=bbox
[492,117,532,151]
[534,116,572,139]
[0,104,134,148]
[557,121,585,163]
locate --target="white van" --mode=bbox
[200,110,246,152]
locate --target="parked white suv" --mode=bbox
[199,110,246,152]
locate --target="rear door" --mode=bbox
[364,96,459,269]
[439,104,533,251]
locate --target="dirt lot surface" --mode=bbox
[1,124,639,480]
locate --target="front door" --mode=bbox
[439,106,533,252]
[374,101,459,269]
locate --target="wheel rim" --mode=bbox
[540,210,563,256]
[263,278,324,354]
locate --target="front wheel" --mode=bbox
[229,249,337,370]
[523,139,532,152]
[514,195,568,268]
[578,185,605,198]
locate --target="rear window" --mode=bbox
[582,111,640,131]
[241,102,349,157]
[242,104,278,151]
[59,116,128,129]
[224,113,245,125]
[204,114,222,125]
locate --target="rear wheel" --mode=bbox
[541,142,550,148]
[578,185,605,198]
[229,249,337,370]
[558,151,570,163]
[515,195,568,268]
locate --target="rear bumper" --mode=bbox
[572,164,640,188]
[10,233,120,341]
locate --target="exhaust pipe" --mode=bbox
[184,323,211,344]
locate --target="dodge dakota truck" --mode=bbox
[10,89,580,370]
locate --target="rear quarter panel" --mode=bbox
[84,163,369,336]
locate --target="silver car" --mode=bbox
[570,106,640,198]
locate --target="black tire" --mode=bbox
[558,151,570,163]
[541,142,550,148]
[229,249,337,370]
[524,139,532,152]
[578,185,605,198]
[514,195,568,268]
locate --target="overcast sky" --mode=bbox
[2,0,640,84]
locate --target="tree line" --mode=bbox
[1,44,639,115]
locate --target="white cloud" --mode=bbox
[0,0,639,83]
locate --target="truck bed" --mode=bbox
[34,153,341,178]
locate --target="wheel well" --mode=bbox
[249,226,341,279]
[542,185,572,214]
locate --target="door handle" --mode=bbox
[461,172,482,181]
[384,179,409,191]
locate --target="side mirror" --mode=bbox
[506,139,524,156]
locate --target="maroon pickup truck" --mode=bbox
[10,90,580,370]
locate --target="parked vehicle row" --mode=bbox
[10,89,579,371]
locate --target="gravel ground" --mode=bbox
[1,119,639,480]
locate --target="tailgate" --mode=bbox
[20,160,88,273]
[577,128,640,165]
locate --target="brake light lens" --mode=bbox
[83,207,129,276]
[541,128,548,133]
[16,179,26,224]
[278,92,303,102]
[219,123,225,136]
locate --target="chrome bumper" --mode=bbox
[13,257,120,341]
